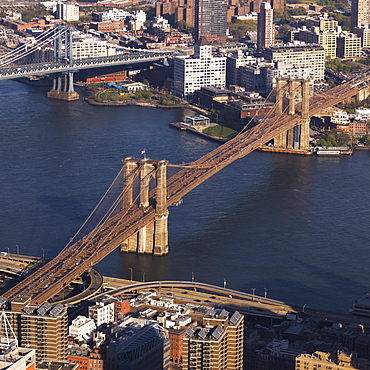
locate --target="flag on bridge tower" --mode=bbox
[141,149,146,158]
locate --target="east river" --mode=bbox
[1,79,370,313]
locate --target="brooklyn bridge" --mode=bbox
[2,71,370,308]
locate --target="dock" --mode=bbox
[169,121,228,143]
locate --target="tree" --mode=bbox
[277,24,292,38]
[21,4,49,22]
[287,7,306,15]
[177,20,193,32]
[227,20,257,41]
[326,134,337,146]
[362,134,370,145]
[141,90,153,99]
[135,91,144,100]
[328,12,351,31]
[273,9,293,24]
[325,59,361,73]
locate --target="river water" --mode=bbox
[0,79,369,313]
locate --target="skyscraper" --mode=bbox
[195,0,227,43]
[257,2,275,52]
[351,0,370,31]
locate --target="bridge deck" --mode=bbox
[3,73,366,307]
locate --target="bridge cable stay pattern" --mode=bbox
[3,163,161,303]
[2,85,301,304]
[0,27,66,67]
[0,27,56,66]
[59,166,125,254]
[2,74,368,306]
[236,79,286,137]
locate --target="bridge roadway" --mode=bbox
[3,72,370,307]
[98,279,370,325]
[0,50,173,81]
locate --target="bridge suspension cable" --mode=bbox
[60,166,125,253]
[0,27,56,64]
[6,73,369,306]
[0,27,66,67]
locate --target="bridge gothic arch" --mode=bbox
[120,157,169,256]
[273,78,311,151]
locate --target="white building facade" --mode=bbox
[69,316,96,341]
[89,302,115,327]
[99,8,130,22]
[266,61,314,90]
[173,42,226,100]
[261,42,325,82]
[72,36,117,59]
[56,2,79,21]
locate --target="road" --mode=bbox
[3,71,370,306]
[100,278,370,325]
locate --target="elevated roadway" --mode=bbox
[3,72,370,307]
[0,51,173,81]
[98,279,370,325]
[0,254,44,277]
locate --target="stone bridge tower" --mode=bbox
[273,78,310,151]
[120,157,169,256]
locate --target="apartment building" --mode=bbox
[257,2,275,52]
[55,2,79,21]
[296,351,358,370]
[88,301,115,328]
[353,26,370,47]
[296,29,338,58]
[226,51,256,86]
[4,302,68,363]
[173,38,226,100]
[308,13,339,31]
[182,309,244,369]
[72,37,116,59]
[261,43,325,82]
[337,32,362,58]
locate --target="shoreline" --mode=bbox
[84,97,190,109]
[169,121,229,143]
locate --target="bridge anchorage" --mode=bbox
[47,26,79,101]
[272,78,311,152]
[120,157,169,256]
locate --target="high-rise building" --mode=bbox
[251,0,284,13]
[155,0,195,27]
[195,0,227,43]
[351,0,370,31]
[173,38,226,100]
[5,301,68,363]
[257,2,275,52]
[0,310,36,370]
[55,2,79,21]
[271,0,284,11]
[181,309,244,370]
